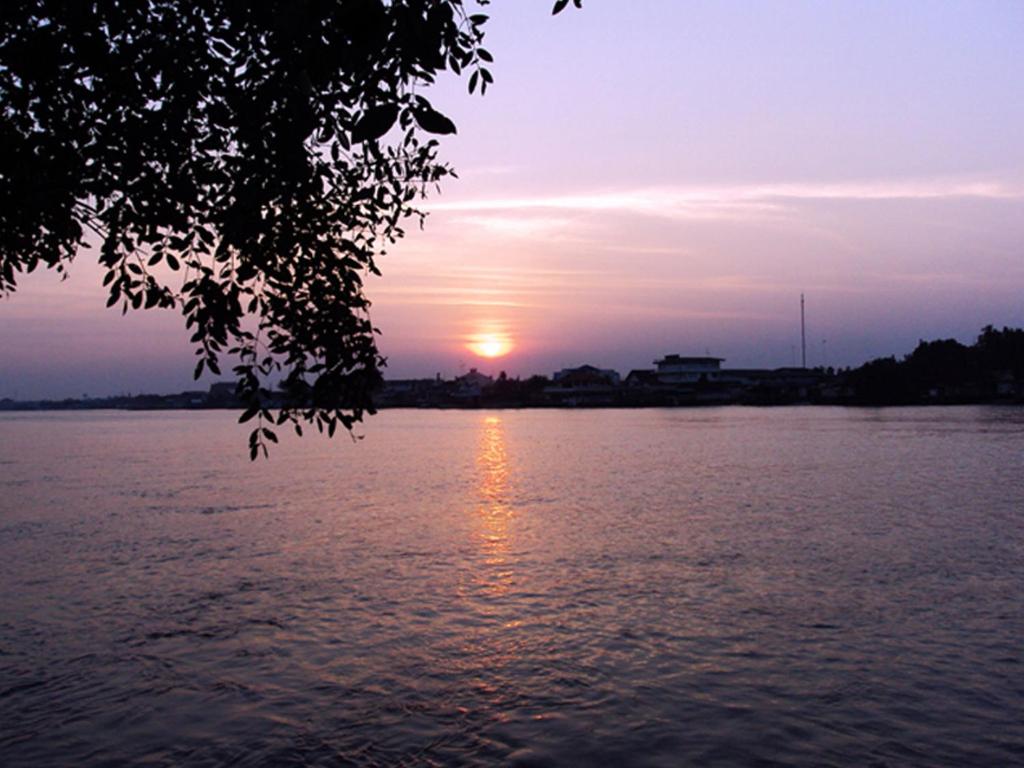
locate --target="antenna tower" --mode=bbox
[800,293,807,369]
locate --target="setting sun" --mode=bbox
[468,333,513,359]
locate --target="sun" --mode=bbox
[468,333,513,359]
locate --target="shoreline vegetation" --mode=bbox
[3,326,1022,412]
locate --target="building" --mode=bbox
[733,367,830,404]
[545,364,621,405]
[624,369,659,387]
[653,355,724,384]
[452,368,494,400]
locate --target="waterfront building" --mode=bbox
[653,355,724,384]
[624,369,659,387]
[452,368,495,400]
[545,364,621,405]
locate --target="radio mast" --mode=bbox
[800,293,807,369]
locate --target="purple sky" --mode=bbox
[3,0,1023,398]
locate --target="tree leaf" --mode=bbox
[413,106,457,135]
[351,104,400,143]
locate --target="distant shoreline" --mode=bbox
[3,401,1022,414]
[4,325,1022,412]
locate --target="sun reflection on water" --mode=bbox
[475,415,514,596]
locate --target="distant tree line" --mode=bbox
[844,326,1024,405]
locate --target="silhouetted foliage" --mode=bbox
[475,372,551,406]
[976,325,1024,378]
[522,374,551,394]
[846,327,1024,404]
[846,356,913,405]
[0,0,581,457]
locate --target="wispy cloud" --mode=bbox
[428,177,1022,223]
[431,191,786,221]
[447,214,575,238]
[744,179,1020,201]
[374,264,626,312]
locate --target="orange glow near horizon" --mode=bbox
[467,332,513,359]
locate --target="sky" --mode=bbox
[3,0,1023,398]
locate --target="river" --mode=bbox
[1,407,1022,766]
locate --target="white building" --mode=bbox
[654,355,724,384]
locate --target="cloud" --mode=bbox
[428,176,1022,222]
[431,191,786,221]
[740,179,1020,202]
[373,264,632,312]
[447,214,575,238]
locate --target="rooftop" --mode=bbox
[655,355,725,364]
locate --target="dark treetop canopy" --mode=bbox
[0,0,579,457]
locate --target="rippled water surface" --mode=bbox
[1,407,1023,766]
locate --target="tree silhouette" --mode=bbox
[845,327,1024,404]
[0,0,580,456]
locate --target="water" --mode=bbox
[1,407,1022,766]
